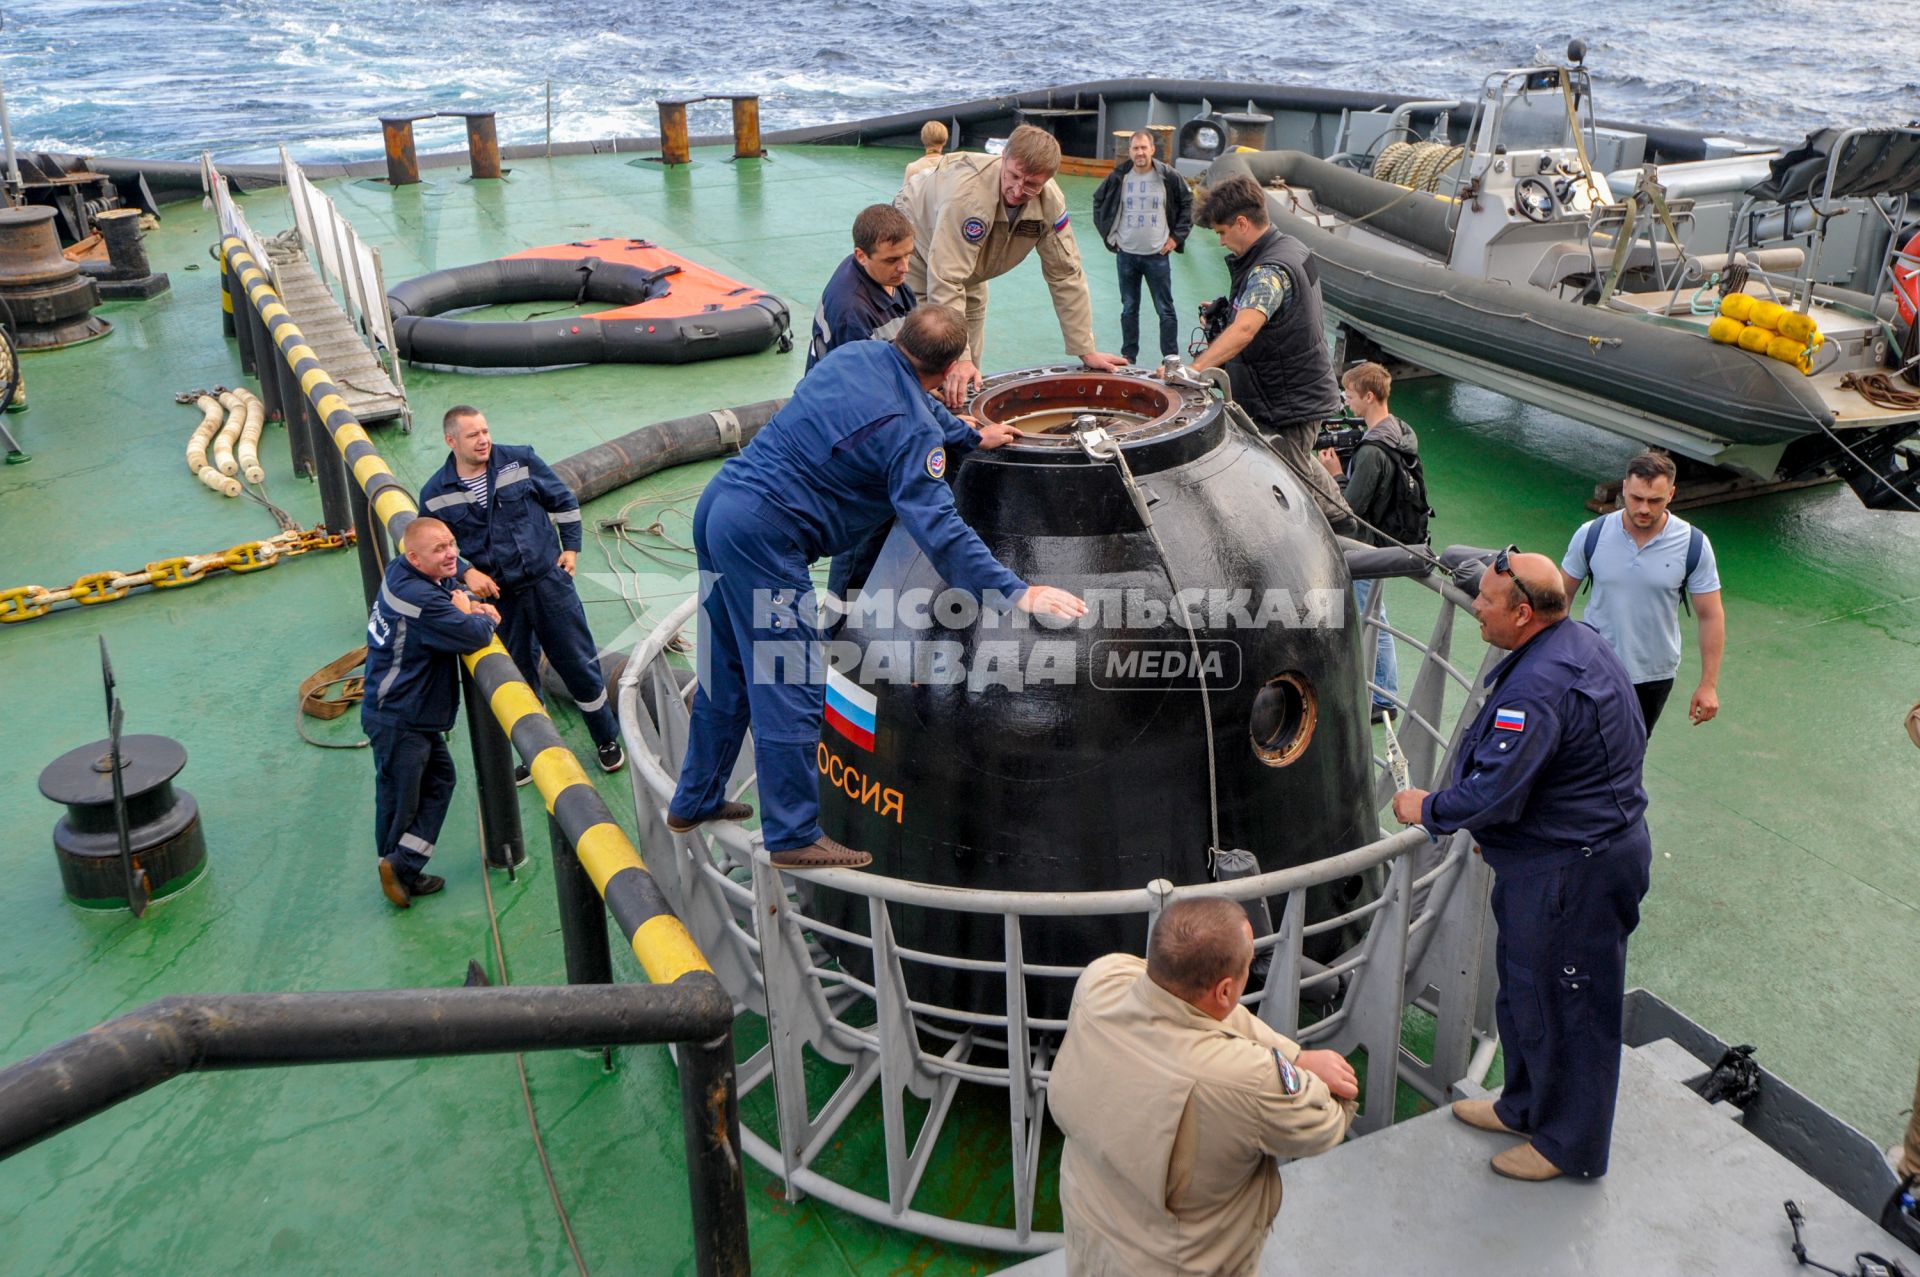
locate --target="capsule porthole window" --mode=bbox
[1250,671,1317,767]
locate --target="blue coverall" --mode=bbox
[361,554,498,884]
[806,252,916,372]
[1419,617,1652,1177]
[420,443,618,747]
[669,340,1027,853]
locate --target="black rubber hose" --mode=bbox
[550,399,787,503]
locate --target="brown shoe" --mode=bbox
[1452,1098,1523,1135]
[1490,1142,1565,1182]
[378,857,411,910]
[666,801,755,834]
[768,837,872,869]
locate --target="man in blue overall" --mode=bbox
[420,406,625,783]
[362,515,500,909]
[1391,548,1652,1182]
[807,203,918,372]
[809,202,929,605]
[668,304,1087,869]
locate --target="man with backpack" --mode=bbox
[1319,362,1431,720]
[1560,451,1724,734]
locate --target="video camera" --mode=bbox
[1187,296,1234,356]
[1315,422,1368,466]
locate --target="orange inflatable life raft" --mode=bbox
[387,237,792,368]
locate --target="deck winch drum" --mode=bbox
[38,734,206,909]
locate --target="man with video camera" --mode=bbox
[1186,174,1357,536]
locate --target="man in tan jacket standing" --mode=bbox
[896,123,1125,406]
[1049,896,1359,1276]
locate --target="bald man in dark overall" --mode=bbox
[1394,549,1653,1182]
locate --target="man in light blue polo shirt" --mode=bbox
[1561,451,1726,734]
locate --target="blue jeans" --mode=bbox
[1353,578,1398,709]
[1116,251,1176,362]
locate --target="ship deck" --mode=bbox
[1,143,1916,1274]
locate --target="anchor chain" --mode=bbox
[0,525,351,623]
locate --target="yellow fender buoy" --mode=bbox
[1708,316,1746,345]
[1749,299,1787,332]
[1719,293,1756,322]
[1766,335,1813,374]
[1775,310,1823,351]
[1737,325,1774,353]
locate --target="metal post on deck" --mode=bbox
[549,816,612,987]
[379,115,427,186]
[657,99,693,166]
[677,1022,751,1277]
[345,473,384,612]
[220,247,238,341]
[461,668,525,872]
[727,95,764,160]
[227,253,254,372]
[309,408,354,537]
[267,331,315,477]
[459,111,502,179]
[247,301,282,423]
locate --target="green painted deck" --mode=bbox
[1,144,1915,1274]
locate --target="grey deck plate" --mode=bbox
[1003,1045,1908,1275]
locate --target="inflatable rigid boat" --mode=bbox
[1200,49,1918,505]
[387,237,791,368]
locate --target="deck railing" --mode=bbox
[618,563,1502,1252]
[207,215,750,1274]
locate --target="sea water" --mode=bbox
[0,0,1910,163]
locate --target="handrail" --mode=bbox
[221,234,710,988]
[0,982,731,1163]
[615,565,1499,1252]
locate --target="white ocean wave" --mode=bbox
[0,0,1897,161]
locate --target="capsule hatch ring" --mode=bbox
[1250,671,1317,767]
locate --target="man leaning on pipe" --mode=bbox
[419,407,627,783]
[361,516,500,909]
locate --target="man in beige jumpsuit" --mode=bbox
[896,123,1125,406]
[1050,896,1359,1276]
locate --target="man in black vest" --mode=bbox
[1188,175,1357,536]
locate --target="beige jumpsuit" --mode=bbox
[895,152,1096,369]
[1049,954,1356,1277]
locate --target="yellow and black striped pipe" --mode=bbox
[222,236,711,987]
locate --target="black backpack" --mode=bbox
[1356,439,1433,546]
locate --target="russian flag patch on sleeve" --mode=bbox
[1494,707,1527,732]
[1052,210,1071,233]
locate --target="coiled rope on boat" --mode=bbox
[1373,140,1465,193]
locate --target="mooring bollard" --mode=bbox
[656,98,694,166]
[378,114,432,186]
[726,95,764,160]
[454,110,502,180]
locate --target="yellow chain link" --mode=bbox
[70,571,132,605]
[0,585,51,623]
[220,541,272,573]
[0,525,346,623]
[146,556,208,589]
